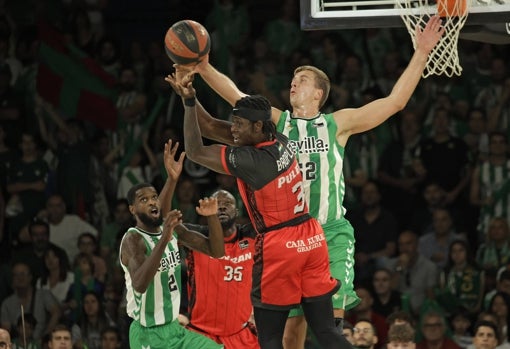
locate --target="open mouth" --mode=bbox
[150,207,159,217]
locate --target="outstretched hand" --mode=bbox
[164,139,185,181]
[415,15,445,54]
[196,197,218,217]
[165,70,196,99]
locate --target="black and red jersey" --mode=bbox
[183,223,256,336]
[221,133,309,233]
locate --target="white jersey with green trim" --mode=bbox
[276,110,347,224]
[120,227,181,327]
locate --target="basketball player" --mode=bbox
[167,73,350,349]
[119,142,224,349]
[159,143,259,348]
[169,14,445,348]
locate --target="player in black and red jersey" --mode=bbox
[166,74,350,349]
[183,189,259,348]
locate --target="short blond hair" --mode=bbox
[294,65,330,109]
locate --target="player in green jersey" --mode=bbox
[119,140,224,349]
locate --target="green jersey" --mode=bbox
[277,111,347,224]
[120,227,181,327]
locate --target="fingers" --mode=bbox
[196,197,218,213]
[165,209,183,222]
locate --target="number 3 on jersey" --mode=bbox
[224,266,243,282]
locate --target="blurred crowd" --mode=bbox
[0,0,509,349]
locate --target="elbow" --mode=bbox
[131,279,148,294]
[393,100,407,113]
[184,145,198,162]
[387,95,407,113]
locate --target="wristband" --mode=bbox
[184,98,196,107]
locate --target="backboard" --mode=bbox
[300,0,510,34]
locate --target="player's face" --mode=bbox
[473,326,498,349]
[231,116,257,146]
[131,187,163,228]
[214,191,237,231]
[290,70,318,108]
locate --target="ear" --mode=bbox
[129,205,135,216]
[253,120,264,132]
[314,88,324,103]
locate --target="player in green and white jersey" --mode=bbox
[119,140,224,349]
[169,14,445,349]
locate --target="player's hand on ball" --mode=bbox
[196,197,218,217]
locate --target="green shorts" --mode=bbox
[129,319,224,349]
[289,217,360,317]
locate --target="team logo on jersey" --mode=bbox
[312,122,325,128]
[288,136,329,154]
[158,250,181,272]
[285,233,325,253]
[221,252,252,263]
[238,239,250,250]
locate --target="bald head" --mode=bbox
[0,328,11,349]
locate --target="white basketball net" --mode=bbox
[396,0,470,78]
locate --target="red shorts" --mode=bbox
[187,324,260,349]
[251,218,339,309]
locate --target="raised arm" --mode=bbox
[334,15,445,146]
[120,209,182,293]
[169,77,227,174]
[159,139,185,215]
[174,197,225,258]
[166,71,234,145]
[196,59,283,124]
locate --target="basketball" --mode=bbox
[437,0,467,17]
[164,20,211,65]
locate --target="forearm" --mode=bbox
[159,176,177,214]
[131,240,171,293]
[196,100,234,145]
[388,49,429,109]
[205,214,225,258]
[200,64,246,106]
[183,99,204,159]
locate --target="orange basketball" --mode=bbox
[437,0,467,17]
[164,20,210,65]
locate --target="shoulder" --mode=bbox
[238,223,257,239]
[120,229,144,253]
